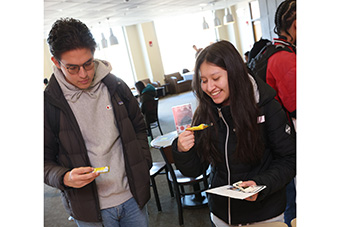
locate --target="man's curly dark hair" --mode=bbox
[47,18,97,61]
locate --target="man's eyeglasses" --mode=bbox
[59,59,95,75]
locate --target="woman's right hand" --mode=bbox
[177,130,195,152]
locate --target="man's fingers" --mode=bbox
[72,167,94,174]
[70,168,99,181]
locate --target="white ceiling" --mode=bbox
[44,0,244,38]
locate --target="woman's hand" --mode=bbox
[239,180,259,202]
[177,130,195,152]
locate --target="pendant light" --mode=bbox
[224,8,235,25]
[107,18,119,45]
[203,17,209,30]
[101,33,108,48]
[98,21,108,49]
[214,11,222,27]
[109,28,119,45]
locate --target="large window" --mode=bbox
[154,12,217,74]
[92,26,136,88]
[249,0,262,42]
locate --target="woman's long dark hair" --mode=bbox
[192,40,263,165]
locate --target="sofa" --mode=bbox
[164,72,192,94]
[140,78,161,88]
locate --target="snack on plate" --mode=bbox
[232,181,254,193]
[92,166,110,174]
[186,123,213,131]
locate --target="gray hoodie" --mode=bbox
[53,59,132,209]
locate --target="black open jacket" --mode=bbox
[44,73,152,222]
[172,76,296,225]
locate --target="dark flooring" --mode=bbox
[44,91,212,227]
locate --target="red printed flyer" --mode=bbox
[172,103,193,134]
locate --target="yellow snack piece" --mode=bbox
[186,123,212,131]
[92,166,110,173]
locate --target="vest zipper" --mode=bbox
[217,108,232,225]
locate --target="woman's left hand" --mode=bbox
[239,180,258,202]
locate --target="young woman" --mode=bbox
[172,40,296,226]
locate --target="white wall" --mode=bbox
[140,22,165,84]
[44,39,53,80]
[125,24,149,82]
[155,12,216,75]
[258,0,285,40]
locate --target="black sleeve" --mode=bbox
[44,100,71,190]
[252,99,296,200]
[118,79,152,169]
[172,138,204,178]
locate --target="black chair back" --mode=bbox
[135,81,146,95]
[141,97,163,139]
[141,98,158,124]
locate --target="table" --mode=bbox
[150,131,178,149]
[150,131,208,208]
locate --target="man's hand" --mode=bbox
[63,167,100,188]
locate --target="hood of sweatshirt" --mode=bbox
[53,59,112,103]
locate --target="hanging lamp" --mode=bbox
[214,11,222,27]
[203,17,209,30]
[109,28,119,45]
[224,8,235,24]
[101,33,108,48]
[107,18,119,45]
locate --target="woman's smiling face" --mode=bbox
[200,60,230,106]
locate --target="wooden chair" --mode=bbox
[158,145,210,225]
[149,161,174,212]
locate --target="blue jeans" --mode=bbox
[74,197,149,227]
[284,178,296,227]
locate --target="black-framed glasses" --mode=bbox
[59,59,95,75]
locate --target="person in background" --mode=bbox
[172,40,296,227]
[244,51,249,63]
[44,78,49,88]
[268,0,296,128]
[44,18,151,227]
[193,44,203,58]
[267,1,297,226]
[140,83,156,104]
[248,38,271,63]
[243,51,252,74]
[140,84,157,139]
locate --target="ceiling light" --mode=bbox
[214,11,222,28]
[109,28,119,45]
[101,33,108,48]
[224,8,235,25]
[203,17,209,30]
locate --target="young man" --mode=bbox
[44,18,152,227]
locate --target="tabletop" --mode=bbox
[150,131,178,149]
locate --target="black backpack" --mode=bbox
[247,43,293,82]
